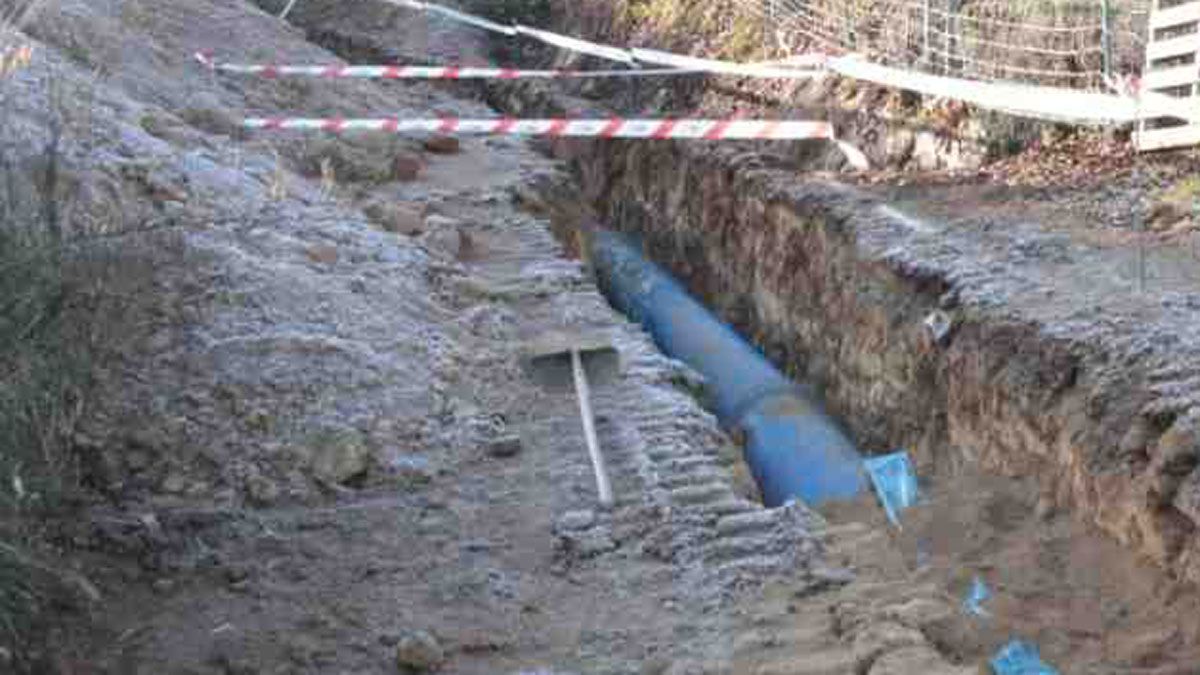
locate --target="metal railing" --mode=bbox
[740,0,1143,91]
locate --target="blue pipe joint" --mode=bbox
[589,229,865,507]
[741,394,866,506]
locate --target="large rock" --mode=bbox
[395,630,445,673]
[310,432,371,486]
[423,135,460,155]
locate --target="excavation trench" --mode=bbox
[483,65,1200,675]
[516,129,1200,671]
[268,3,1200,670]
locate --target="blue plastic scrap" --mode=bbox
[863,451,919,526]
[990,640,1059,675]
[963,575,991,617]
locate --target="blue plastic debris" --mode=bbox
[863,451,919,527]
[990,640,1059,675]
[963,575,991,617]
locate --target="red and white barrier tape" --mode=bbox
[193,52,701,80]
[241,116,870,168]
[245,116,825,139]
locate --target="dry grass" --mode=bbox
[0,1,174,660]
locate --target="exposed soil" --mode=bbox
[822,459,1200,674]
[7,2,955,674]
[7,1,1200,674]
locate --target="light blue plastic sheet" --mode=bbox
[863,451,918,526]
[963,575,991,617]
[990,640,1059,675]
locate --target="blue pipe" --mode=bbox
[589,228,865,507]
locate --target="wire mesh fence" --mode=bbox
[739,0,1150,91]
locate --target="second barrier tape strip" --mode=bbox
[244,116,830,139]
[241,116,870,169]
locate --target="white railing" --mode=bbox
[1138,0,1200,149]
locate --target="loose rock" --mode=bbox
[307,244,339,265]
[486,434,522,458]
[393,152,425,181]
[395,630,445,673]
[311,433,371,486]
[365,201,426,236]
[557,510,596,532]
[423,136,460,155]
[245,469,280,506]
[422,219,473,260]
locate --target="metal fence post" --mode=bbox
[922,0,931,67]
[947,0,961,76]
[1100,0,1113,81]
[763,0,776,55]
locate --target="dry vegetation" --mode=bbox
[0,0,172,658]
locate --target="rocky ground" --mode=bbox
[2,1,981,673]
[6,1,1200,674]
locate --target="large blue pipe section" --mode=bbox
[589,228,865,507]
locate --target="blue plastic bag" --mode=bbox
[963,575,991,617]
[990,640,1059,675]
[863,451,919,527]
